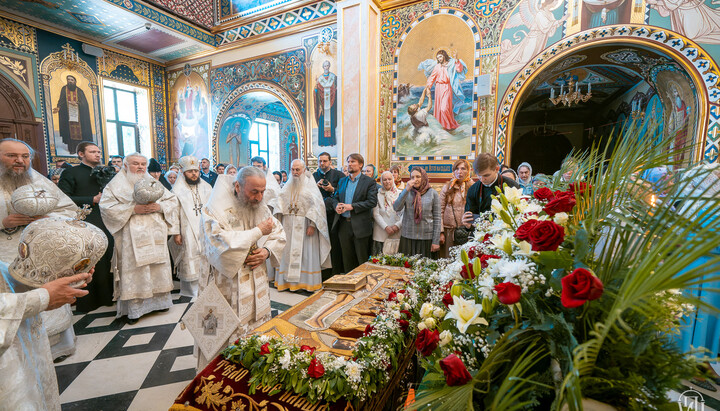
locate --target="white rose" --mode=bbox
[439,330,453,346]
[418,322,427,331]
[433,307,446,318]
[553,212,569,225]
[420,302,434,319]
[424,317,436,329]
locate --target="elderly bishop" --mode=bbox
[100,153,179,322]
[169,156,211,297]
[275,159,330,292]
[0,139,79,362]
[199,167,285,368]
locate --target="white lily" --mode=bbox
[516,240,533,256]
[491,198,503,215]
[504,186,524,205]
[445,295,488,333]
[491,232,514,255]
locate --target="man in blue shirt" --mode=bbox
[327,153,377,273]
[199,158,218,187]
[313,152,345,278]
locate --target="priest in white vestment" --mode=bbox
[0,262,91,411]
[198,167,286,368]
[0,139,78,361]
[100,153,179,321]
[274,159,330,292]
[169,156,211,297]
[250,158,282,283]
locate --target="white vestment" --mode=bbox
[0,262,59,411]
[274,172,330,292]
[169,176,211,297]
[0,169,78,361]
[263,170,283,282]
[198,175,286,369]
[100,171,179,319]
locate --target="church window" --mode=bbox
[249,118,280,171]
[102,79,152,157]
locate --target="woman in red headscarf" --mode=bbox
[392,166,441,259]
[438,159,472,257]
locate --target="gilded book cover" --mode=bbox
[322,271,369,291]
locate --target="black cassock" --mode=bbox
[57,163,115,313]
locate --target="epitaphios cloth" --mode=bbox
[274,171,331,292]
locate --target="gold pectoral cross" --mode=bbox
[288,203,299,215]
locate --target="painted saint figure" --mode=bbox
[583,0,628,28]
[666,82,691,163]
[418,50,468,131]
[53,75,93,154]
[314,61,337,146]
[647,0,720,44]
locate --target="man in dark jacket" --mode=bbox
[57,142,114,312]
[326,153,378,274]
[313,152,345,278]
[462,153,520,228]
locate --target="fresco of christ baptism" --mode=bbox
[396,14,475,157]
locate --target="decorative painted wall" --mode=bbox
[0,15,169,168]
[167,63,211,162]
[303,26,338,162]
[379,0,720,172]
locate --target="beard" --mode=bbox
[125,169,151,185]
[67,82,77,91]
[186,175,200,186]
[0,162,32,192]
[284,174,305,199]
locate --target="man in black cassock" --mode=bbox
[58,141,115,312]
[312,151,345,279]
[54,75,93,154]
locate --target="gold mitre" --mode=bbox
[179,155,199,172]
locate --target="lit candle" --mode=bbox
[551,87,555,99]
[575,81,579,92]
[560,84,564,95]
[588,82,591,93]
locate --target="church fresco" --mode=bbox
[307,28,338,161]
[395,14,476,159]
[169,68,211,162]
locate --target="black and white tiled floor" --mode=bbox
[55,282,310,411]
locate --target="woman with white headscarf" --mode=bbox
[372,171,403,255]
[517,162,535,196]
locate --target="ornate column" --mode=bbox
[336,0,380,165]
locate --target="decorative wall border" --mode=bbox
[390,8,482,162]
[97,49,150,87]
[495,24,720,164]
[0,17,36,53]
[0,47,41,119]
[216,0,336,46]
[151,63,169,165]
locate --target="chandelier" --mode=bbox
[549,79,592,107]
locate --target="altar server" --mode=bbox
[100,153,179,322]
[1,267,91,411]
[199,167,285,368]
[169,156,211,297]
[274,159,330,292]
[0,139,79,361]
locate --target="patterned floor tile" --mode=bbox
[60,390,138,411]
[141,346,196,389]
[95,324,175,360]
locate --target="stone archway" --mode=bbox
[495,24,720,164]
[0,72,46,173]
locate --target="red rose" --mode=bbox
[442,281,453,291]
[415,328,440,357]
[440,353,472,386]
[481,233,492,243]
[308,357,325,378]
[364,324,374,336]
[234,339,240,345]
[259,342,270,355]
[494,282,522,305]
[515,219,538,241]
[468,246,479,259]
[554,190,575,198]
[404,261,412,268]
[398,289,407,295]
[561,268,604,308]
[398,319,410,332]
[387,291,398,302]
[570,182,590,195]
[479,254,500,269]
[534,187,555,201]
[528,220,565,251]
[543,195,576,217]
[442,293,454,308]
[460,264,475,280]
[372,258,379,264]
[300,345,316,354]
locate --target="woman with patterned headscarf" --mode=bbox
[438,159,472,257]
[372,171,403,255]
[390,165,406,190]
[393,166,441,259]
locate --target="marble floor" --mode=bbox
[55,283,311,411]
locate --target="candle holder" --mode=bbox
[549,79,592,107]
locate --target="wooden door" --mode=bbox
[0,73,46,174]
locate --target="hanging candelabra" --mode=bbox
[630,99,645,120]
[549,79,592,107]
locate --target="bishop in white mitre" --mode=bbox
[274,159,330,292]
[0,139,78,361]
[1,262,91,411]
[100,153,179,321]
[199,167,285,368]
[169,155,211,298]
